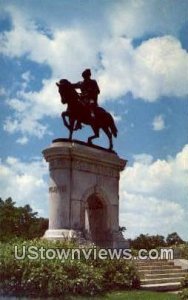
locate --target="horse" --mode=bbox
[56,79,118,151]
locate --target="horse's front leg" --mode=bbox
[61,111,70,129]
[69,117,75,140]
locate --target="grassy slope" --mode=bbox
[74,290,179,300]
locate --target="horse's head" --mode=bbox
[56,79,71,88]
[56,79,72,104]
[56,78,80,108]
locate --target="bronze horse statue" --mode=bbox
[56,79,118,151]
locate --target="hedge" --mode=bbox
[0,239,140,297]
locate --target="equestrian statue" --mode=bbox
[56,69,117,151]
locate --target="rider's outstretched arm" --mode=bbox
[72,81,82,89]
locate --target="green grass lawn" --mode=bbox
[73,290,179,300]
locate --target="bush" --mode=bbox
[0,239,140,297]
[96,259,139,291]
[172,243,188,259]
[181,274,188,289]
[179,289,188,300]
[179,274,188,300]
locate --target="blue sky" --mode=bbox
[0,0,188,240]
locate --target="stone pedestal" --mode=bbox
[42,139,129,248]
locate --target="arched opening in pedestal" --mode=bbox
[85,194,110,247]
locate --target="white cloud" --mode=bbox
[3,79,62,139]
[0,156,48,216]
[3,115,50,139]
[21,71,33,90]
[16,136,29,145]
[152,115,165,131]
[120,144,188,239]
[98,35,188,102]
[22,71,32,82]
[120,192,185,237]
[110,0,188,39]
[133,153,153,165]
[0,6,99,79]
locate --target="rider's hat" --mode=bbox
[82,69,91,78]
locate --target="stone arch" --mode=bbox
[81,185,112,247]
[81,185,110,204]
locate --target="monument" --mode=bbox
[43,69,128,248]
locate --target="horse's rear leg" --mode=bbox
[88,127,99,145]
[69,126,73,140]
[103,127,113,151]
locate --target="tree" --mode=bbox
[166,232,185,246]
[130,234,166,250]
[119,226,127,233]
[0,197,48,242]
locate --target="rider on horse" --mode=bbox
[72,69,100,129]
[56,74,117,150]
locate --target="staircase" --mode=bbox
[136,260,187,291]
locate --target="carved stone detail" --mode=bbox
[49,185,67,193]
[49,158,119,177]
[73,159,119,177]
[49,159,70,170]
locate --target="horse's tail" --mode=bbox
[109,115,118,137]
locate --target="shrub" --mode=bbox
[0,239,140,297]
[179,289,188,300]
[173,243,188,259]
[181,274,188,289]
[96,259,139,290]
[180,274,188,300]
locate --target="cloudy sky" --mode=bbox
[0,0,188,240]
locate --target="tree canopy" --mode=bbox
[129,232,185,250]
[0,197,48,242]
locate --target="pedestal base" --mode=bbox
[43,229,84,240]
[111,231,130,249]
[42,140,129,249]
[43,229,129,248]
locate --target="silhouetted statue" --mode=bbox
[56,72,117,151]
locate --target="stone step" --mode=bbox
[136,259,187,291]
[141,276,185,285]
[143,272,187,279]
[136,261,174,266]
[139,268,186,274]
[135,258,171,261]
[136,260,174,265]
[140,282,181,291]
[138,265,182,270]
